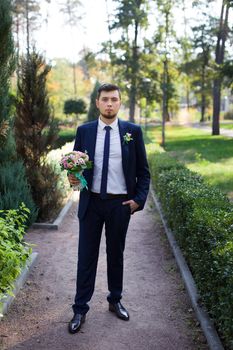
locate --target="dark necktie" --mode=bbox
[100,125,111,199]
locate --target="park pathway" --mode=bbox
[176,107,233,137]
[0,194,208,350]
[191,122,233,137]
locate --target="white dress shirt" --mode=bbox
[91,117,127,194]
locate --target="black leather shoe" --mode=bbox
[109,302,129,321]
[68,313,86,334]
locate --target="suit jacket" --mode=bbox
[73,118,150,220]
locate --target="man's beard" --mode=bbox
[101,113,117,119]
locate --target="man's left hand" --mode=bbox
[122,200,139,214]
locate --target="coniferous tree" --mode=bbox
[15,50,58,167]
[0,0,15,160]
[15,49,64,221]
[87,81,101,121]
[0,0,37,223]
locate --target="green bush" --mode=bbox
[148,151,185,185]
[149,152,233,349]
[63,99,86,116]
[30,161,67,222]
[53,128,75,149]
[0,160,37,225]
[0,203,33,302]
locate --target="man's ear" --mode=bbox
[96,99,99,108]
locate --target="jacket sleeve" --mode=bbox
[73,127,82,151]
[133,126,151,210]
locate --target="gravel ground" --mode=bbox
[0,194,208,350]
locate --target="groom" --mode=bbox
[68,83,150,334]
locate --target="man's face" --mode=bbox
[96,90,121,120]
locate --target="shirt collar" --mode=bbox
[98,117,118,131]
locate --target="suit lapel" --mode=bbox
[88,120,98,162]
[118,119,130,177]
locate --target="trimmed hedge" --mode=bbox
[53,128,75,149]
[0,203,33,303]
[148,151,233,350]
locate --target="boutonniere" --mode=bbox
[123,132,133,144]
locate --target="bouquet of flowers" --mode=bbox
[60,151,92,191]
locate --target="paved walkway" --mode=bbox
[0,194,208,350]
[191,122,233,138]
[173,107,233,138]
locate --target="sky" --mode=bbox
[35,0,111,61]
[33,0,228,62]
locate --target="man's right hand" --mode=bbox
[68,173,80,186]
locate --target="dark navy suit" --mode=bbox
[72,119,150,315]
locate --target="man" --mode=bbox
[68,83,150,334]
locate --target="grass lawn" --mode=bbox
[220,123,233,130]
[144,125,233,199]
[199,121,233,130]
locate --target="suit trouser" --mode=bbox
[72,194,131,315]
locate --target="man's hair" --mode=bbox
[97,83,121,100]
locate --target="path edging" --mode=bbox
[32,191,79,230]
[0,251,38,320]
[150,186,225,350]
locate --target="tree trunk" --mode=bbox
[182,0,190,111]
[16,14,20,66]
[129,83,136,123]
[200,95,206,123]
[164,9,170,122]
[200,53,207,123]
[212,78,221,134]
[26,0,30,58]
[16,13,20,86]
[212,1,229,135]
[161,60,167,147]
[129,20,139,123]
[164,56,170,122]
